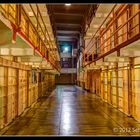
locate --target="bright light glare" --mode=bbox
[65,3,71,6]
[64,47,69,52]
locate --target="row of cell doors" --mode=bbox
[100,67,130,115]
[0,67,28,129]
[100,64,140,122]
[88,70,101,95]
[85,63,140,121]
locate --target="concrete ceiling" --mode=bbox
[47,4,97,43]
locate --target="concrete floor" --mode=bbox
[1,85,140,136]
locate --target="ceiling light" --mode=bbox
[65,3,71,6]
[64,47,69,52]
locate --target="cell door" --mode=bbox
[132,65,140,120]
[107,71,111,103]
[111,69,117,107]
[128,4,139,38]
[18,70,24,115]
[22,70,28,110]
[95,70,101,95]
[90,71,96,93]
[88,71,93,92]
[117,66,129,114]
[104,71,108,102]
[86,71,90,91]
[118,69,124,112]
[0,67,7,128]
[100,71,104,99]
[7,68,17,124]
[123,67,129,115]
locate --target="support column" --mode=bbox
[4,67,8,125]
[15,68,19,117]
[107,67,111,104]
[128,57,134,116]
[116,50,120,108]
[26,70,29,108]
[102,71,105,100]
[115,62,119,109]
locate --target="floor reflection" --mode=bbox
[1,85,140,136]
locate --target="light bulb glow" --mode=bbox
[65,3,71,6]
[64,47,68,52]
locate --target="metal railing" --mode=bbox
[0,4,61,72]
[46,5,61,60]
[0,4,16,24]
[83,4,140,67]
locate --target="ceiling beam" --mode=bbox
[57,33,78,36]
[50,9,87,15]
[57,30,80,34]
[55,23,81,27]
[58,35,74,38]
[54,12,84,17]
[57,37,77,42]
[55,19,81,24]
[56,26,81,32]
[57,35,78,39]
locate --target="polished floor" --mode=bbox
[1,85,140,136]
